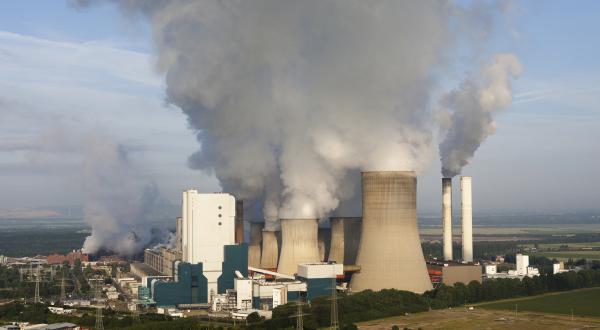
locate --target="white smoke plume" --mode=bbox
[81,135,160,256]
[76,1,514,228]
[439,54,522,177]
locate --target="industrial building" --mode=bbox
[484,254,540,280]
[427,261,482,286]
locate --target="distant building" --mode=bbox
[516,254,529,276]
[427,261,482,286]
[486,254,540,280]
[46,250,88,266]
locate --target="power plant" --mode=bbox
[135,172,479,316]
[350,171,433,293]
[442,178,453,261]
[277,219,321,275]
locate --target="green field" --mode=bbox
[532,250,600,261]
[479,288,600,317]
[521,241,600,249]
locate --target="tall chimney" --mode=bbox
[277,219,320,275]
[328,217,361,265]
[461,176,473,262]
[235,200,244,244]
[442,178,453,261]
[259,230,279,270]
[248,222,264,268]
[350,171,432,293]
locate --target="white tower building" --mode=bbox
[516,254,529,276]
[182,189,236,296]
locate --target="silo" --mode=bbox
[350,171,432,293]
[461,176,473,262]
[442,178,453,261]
[277,219,320,275]
[328,217,361,265]
[248,222,264,268]
[259,230,279,270]
[318,228,331,262]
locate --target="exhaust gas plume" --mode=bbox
[76,1,518,227]
[439,54,522,177]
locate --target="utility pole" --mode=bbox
[93,279,104,330]
[330,277,339,330]
[515,304,518,321]
[60,274,66,302]
[296,298,304,330]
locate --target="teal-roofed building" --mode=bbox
[217,243,248,293]
[152,261,208,307]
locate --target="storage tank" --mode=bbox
[259,230,279,270]
[350,171,433,293]
[318,228,331,262]
[442,178,453,261]
[461,176,473,262]
[277,219,320,275]
[328,217,361,265]
[247,222,264,268]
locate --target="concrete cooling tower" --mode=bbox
[248,222,264,268]
[277,219,320,275]
[328,217,361,265]
[259,230,279,270]
[350,171,433,294]
[461,176,473,262]
[442,178,453,261]
[318,228,331,262]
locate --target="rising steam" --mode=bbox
[439,54,522,177]
[76,1,520,228]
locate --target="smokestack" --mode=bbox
[351,171,432,293]
[248,222,264,268]
[277,219,320,275]
[318,228,331,262]
[235,200,244,244]
[259,230,279,270]
[442,178,453,261]
[175,217,183,254]
[461,176,473,262]
[328,217,361,265]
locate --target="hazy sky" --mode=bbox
[0,1,598,214]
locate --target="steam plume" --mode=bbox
[439,54,522,177]
[76,1,515,227]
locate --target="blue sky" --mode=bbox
[0,1,598,213]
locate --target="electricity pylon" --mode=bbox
[91,278,104,330]
[330,277,339,330]
[34,265,40,304]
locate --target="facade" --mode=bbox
[351,171,433,294]
[296,263,343,301]
[47,251,89,266]
[217,244,249,294]
[175,217,183,253]
[235,200,244,244]
[182,190,236,295]
[442,265,482,285]
[516,253,529,276]
[234,278,253,310]
[152,261,208,307]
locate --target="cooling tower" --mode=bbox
[318,228,331,262]
[461,176,473,262]
[442,178,453,261]
[259,230,279,270]
[328,217,361,265]
[350,171,433,293]
[277,219,320,275]
[248,222,264,268]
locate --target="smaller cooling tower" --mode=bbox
[461,176,473,262]
[328,217,361,265]
[248,222,264,268]
[318,228,331,262]
[442,178,453,261]
[260,230,279,270]
[277,219,320,275]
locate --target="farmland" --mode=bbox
[532,250,600,261]
[478,287,600,318]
